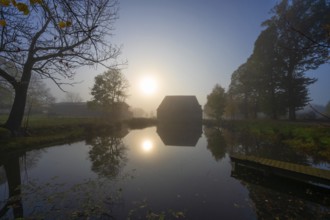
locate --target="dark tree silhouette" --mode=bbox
[263,0,329,120]
[88,69,129,111]
[204,84,227,122]
[228,0,329,120]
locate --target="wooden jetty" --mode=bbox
[230,154,330,187]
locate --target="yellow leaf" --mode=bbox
[0,20,6,27]
[16,3,29,15]
[66,21,72,27]
[0,0,11,6]
[58,21,66,28]
[30,0,42,4]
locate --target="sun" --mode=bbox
[139,77,157,95]
[142,139,153,152]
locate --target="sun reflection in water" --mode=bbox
[141,139,153,153]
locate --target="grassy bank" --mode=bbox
[222,119,330,160]
[0,115,157,153]
[2,115,329,161]
[0,116,101,152]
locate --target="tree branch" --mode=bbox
[0,68,18,89]
[308,103,330,120]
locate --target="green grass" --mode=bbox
[0,115,116,153]
[223,119,330,161]
[0,115,159,153]
[0,115,7,124]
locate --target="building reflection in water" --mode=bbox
[156,123,202,147]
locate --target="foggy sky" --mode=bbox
[48,0,330,111]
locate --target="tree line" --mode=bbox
[205,0,330,121]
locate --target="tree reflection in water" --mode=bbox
[0,150,47,219]
[0,156,23,219]
[204,127,227,161]
[86,127,129,179]
[204,126,309,164]
[0,127,130,219]
[222,128,309,165]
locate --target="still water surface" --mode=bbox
[0,126,329,219]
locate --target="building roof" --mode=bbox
[157,96,201,110]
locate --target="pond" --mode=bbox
[0,125,330,219]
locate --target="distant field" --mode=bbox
[0,115,99,128]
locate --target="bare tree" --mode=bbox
[0,0,120,135]
[26,76,56,114]
[0,58,55,114]
[64,92,83,103]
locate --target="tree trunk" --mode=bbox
[271,110,277,120]
[4,69,31,135]
[288,107,296,121]
[287,76,296,121]
[243,93,249,119]
[270,82,278,120]
[271,102,278,120]
[287,64,296,121]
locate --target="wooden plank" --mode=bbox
[230,154,330,185]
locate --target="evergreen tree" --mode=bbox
[251,26,286,119]
[228,60,260,119]
[263,0,329,120]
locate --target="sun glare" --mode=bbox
[142,139,153,152]
[139,77,157,95]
